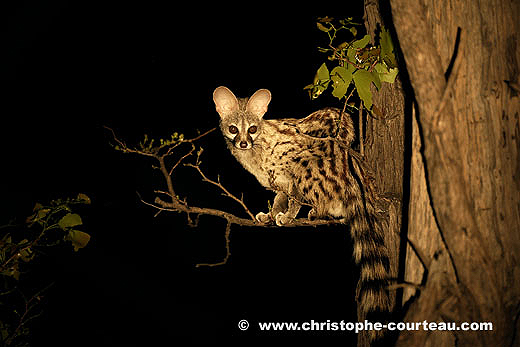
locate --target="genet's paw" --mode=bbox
[307,208,317,220]
[275,212,293,226]
[255,212,272,224]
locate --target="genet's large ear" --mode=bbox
[213,86,239,118]
[246,89,271,118]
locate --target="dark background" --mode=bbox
[2,2,365,345]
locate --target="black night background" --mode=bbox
[2,2,365,346]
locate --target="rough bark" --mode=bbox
[390,0,520,346]
[364,0,406,306]
[361,2,406,345]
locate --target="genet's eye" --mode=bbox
[229,125,238,134]
[248,125,258,134]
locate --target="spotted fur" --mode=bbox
[213,86,390,343]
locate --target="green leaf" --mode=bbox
[330,66,353,99]
[66,230,91,252]
[376,63,399,84]
[375,63,398,83]
[332,81,348,99]
[371,70,381,90]
[375,62,388,74]
[353,69,374,108]
[352,34,371,49]
[347,47,357,66]
[380,27,393,54]
[316,63,329,82]
[58,213,83,229]
[337,41,348,50]
[331,66,353,84]
[346,61,356,74]
[380,26,397,68]
[309,63,330,99]
[316,22,331,32]
[309,83,329,100]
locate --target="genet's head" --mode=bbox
[213,86,271,150]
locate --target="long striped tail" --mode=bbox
[347,150,390,346]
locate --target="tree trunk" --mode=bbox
[361,2,406,345]
[363,0,406,305]
[389,0,520,346]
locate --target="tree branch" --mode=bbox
[195,220,232,268]
[106,126,345,266]
[185,162,256,221]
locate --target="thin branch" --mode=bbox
[103,126,126,150]
[169,143,196,176]
[387,280,424,291]
[186,127,217,142]
[151,196,256,226]
[344,87,356,106]
[165,128,216,157]
[151,197,343,228]
[359,101,364,157]
[196,220,232,267]
[5,283,53,346]
[154,190,174,199]
[185,163,256,221]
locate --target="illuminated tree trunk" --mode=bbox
[361,2,406,345]
[363,0,406,307]
[388,0,520,346]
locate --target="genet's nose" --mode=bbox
[239,141,248,149]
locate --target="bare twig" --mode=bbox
[387,280,424,291]
[344,88,356,108]
[196,220,232,267]
[187,128,217,142]
[185,163,256,221]
[169,143,196,175]
[5,283,53,346]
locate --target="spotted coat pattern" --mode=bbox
[213,87,390,343]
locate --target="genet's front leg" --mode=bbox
[255,191,288,224]
[274,198,301,226]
